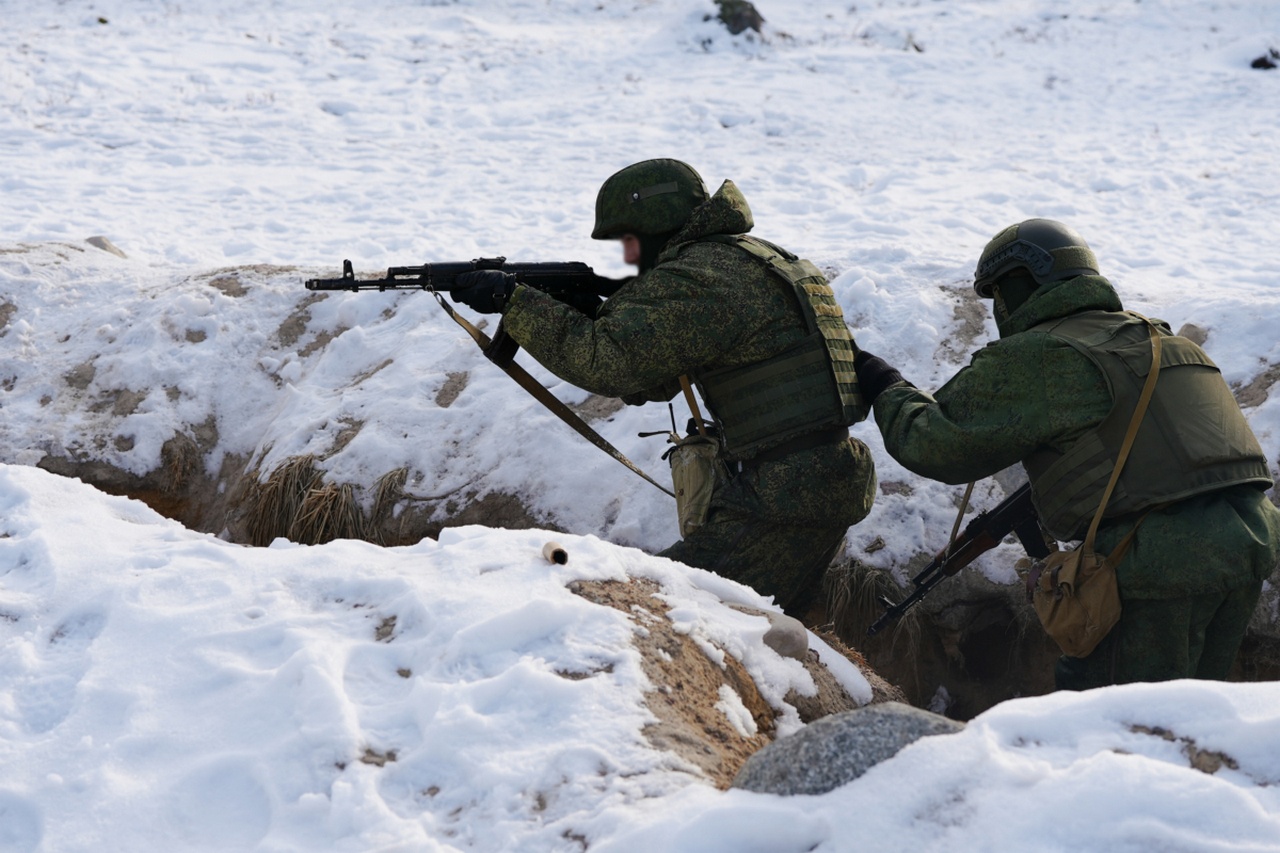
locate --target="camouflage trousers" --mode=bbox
[658,514,849,618]
[658,437,876,618]
[1054,579,1264,690]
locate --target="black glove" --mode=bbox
[854,349,907,405]
[450,270,517,314]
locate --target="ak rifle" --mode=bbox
[304,257,621,298]
[867,482,1053,636]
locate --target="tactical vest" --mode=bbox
[1024,310,1272,541]
[685,234,868,459]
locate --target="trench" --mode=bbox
[822,559,1280,720]
[30,449,1280,722]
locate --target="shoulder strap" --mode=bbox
[432,292,675,498]
[1082,321,1162,554]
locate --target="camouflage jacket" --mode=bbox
[873,275,1279,598]
[504,180,814,400]
[500,179,875,530]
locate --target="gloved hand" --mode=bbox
[451,270,517,314]
[854,349,907,405]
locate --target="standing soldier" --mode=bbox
[451,159,876,617]
[855,219,1280,689]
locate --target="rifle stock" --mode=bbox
[866,482,1052,636]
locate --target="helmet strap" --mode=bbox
[992,271,1040,324]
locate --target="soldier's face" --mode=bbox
[621,234,640,266]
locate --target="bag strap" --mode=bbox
[432,291,675,498]
[1082,321,1163,555]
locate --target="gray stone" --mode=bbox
[728,604,809,661]
[731,701,964,795]
[1175,323,1208,346]
[86,236,127,258]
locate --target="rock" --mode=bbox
[714,0,764,36]
[1175,323,1208,346]
[731,701,964,795]
[85,236,127,258]
[728,603,808,660]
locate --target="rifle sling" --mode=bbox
[432,291,675,498]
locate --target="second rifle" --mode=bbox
[867,482,1054,636]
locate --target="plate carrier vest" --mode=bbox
[683,234,868,460]
[1024,311,1272,541]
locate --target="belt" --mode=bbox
[741,427,850,466]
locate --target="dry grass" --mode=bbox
[242,455,319,546]
[823,559,934,699]
[292,481,366,544]
[237,457,416,546]
[825,559,925,659]
[371,468,409,541]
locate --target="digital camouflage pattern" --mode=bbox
[591,158,709,240]
[503,178,876,614]
[872,273,1280,688]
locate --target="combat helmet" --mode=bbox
[973,218,1099,298]
[591,159,709,240]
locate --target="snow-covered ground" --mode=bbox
[2,465,1278,851]
[3,0,1280,850]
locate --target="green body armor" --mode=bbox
[1024,311,1272,541]
[685,235,868,459]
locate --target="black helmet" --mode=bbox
[591,159,709,240]
[974,218,1099,298]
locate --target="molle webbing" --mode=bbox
[1025,311,1272,541]
[693,234,867,458]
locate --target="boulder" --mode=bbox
[731,701,964,795]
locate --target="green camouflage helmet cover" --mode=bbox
[974,218,1100,297]
[591,159,710,240]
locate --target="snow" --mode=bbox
[2,0,1280,850]
[4,464,1280,852]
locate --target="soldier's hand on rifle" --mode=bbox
[452,270,517,314]
[854,349,908,404]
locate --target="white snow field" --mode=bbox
[2,1,1279,850]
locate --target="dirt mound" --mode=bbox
[568,577,901,788]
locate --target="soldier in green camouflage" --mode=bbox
[854,219,1280,689]
[451,159,876,616]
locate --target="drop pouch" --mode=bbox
[665,433,724,538]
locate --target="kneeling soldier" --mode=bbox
[855,219,1280,689]
[451,159,877,617]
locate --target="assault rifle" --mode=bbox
[866,482,1053,636]
[303,256,677,499]
[304,257,622,298]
